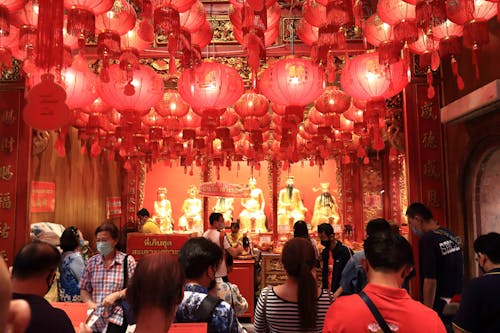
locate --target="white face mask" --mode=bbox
[96,241,113,256]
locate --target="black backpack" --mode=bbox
[194,295,222,333]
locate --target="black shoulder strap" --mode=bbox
[123,254,128,289]
[194,295,222,322]
[359,291,392,333]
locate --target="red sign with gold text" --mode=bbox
[126,232,194,261]
[0,89,24,263]
[30,181,56,212]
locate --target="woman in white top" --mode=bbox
[254,238,334,333]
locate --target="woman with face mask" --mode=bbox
[80,222,137,333]
[59,226,86,302]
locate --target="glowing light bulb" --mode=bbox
[328,98,335,105]
[170,102,177,111]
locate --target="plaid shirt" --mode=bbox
[79,251,136,331]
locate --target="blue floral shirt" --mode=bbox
[59,251,85,302]
[175,283,241,333]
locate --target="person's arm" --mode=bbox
[80,289,96,309]
[423,278,437,308]
[69,254,85,282]
[332,286,343,298]
[230,284,248,315]
[452,323,470,333]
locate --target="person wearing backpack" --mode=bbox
[334,218,392,297]
[175,237,241,333]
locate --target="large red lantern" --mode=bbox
[259,57,325,108]
[377,0,418,43]
[297,18,318,46]
[363,14,401,65]
[63,56,99,109]
[179,1,205,32]
[178,61,244,111]
[97,63,164,115]
[155,89,189,117]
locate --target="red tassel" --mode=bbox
[427,68,435,99]
[451,56,464,90]
[472,43,480,80]
[36,0,64,71]
[90,140,101,157]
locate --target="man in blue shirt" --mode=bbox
[175,237,241,333]
[453,232,500,333]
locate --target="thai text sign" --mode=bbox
[126,232,194,261]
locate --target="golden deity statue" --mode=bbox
[153,187,174,233]
[239,177,267,233]
[213,197,234,225]
[277,176,307,233]
[311,182,340,230]
[178,185,203,234]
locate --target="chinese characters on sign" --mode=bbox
[30,181,56,212]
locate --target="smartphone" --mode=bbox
[85,308,99,328]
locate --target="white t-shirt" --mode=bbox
[203,229,231,277]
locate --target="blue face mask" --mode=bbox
[411,225,424,237]
[96,241,113,256]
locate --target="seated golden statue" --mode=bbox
[277,176,307,233]
[311,182,340,230]
[213,197,234,225]
[178,185,203,234]
[153,187,174,233]
[239,177,267,233]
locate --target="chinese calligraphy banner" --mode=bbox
[30,181,56,212]
[106,196,122,218]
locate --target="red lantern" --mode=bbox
[340,51,408,101]
[259,57,325,107]
[95,0,136,35]
[234,90,269,117]
[303,0,326,28]
[97,63,164,115]
[152,0,196,13]
[377,0,418,43]
[315,85,351,114]
[121,19,154,52]
[190,20,212,49]
[178,61,244,110]
[297,18,318,46]
[63,57,99,109]
[155,89,189,117]
[343,104,364,123]
[0,0,24,36]
[179,1,205,33]
[363,14,402,65]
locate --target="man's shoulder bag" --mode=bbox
[194,294,222,333]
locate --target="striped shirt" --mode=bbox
[254,286,334,333]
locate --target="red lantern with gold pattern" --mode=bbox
[315,85,351,115]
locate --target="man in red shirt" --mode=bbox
[323,231,446,333]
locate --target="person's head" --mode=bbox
[320,182,330,193]
[249,177,257,187]
[157,187,167,199]
[179,237,222,290]
[318,223,335,247]
[12,241,61,296]
[293,220,309,239]
[365,218,391,238]
[127,253,184,330]
[364,232,414,282]
[209,212,224,230]
[60,226,82,252]
[137,208,150,225]
[281,238,319,330]
[0,258,31,333]
[405,202,435,236]
[286,176,294,187]
[230,222,240,234]
[473,232,500,273]
[95,222,120,257]
[187,185,198,197]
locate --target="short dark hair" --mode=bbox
[127,253,185,318]
[179,237,222,279]
[474,232,500,264]
[95,222,119,240]
[293,220,309,238]
[365,218,391,237]
[364,232,414,272]
[137,208,150,218]
[405,202,433,221]
[318,223,334,236]
[12,241,61,279]
[60,226,79,252]
[209,212,223,226]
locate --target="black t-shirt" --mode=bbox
[453,268,500,333]
[419,228,464,300]
[12,292,75,333]
[322,241,353,292]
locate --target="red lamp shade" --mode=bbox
[297,18,318,46]
[234,90,269,117]
[152,0,197,13]
[303,0,326,28]
[179,110,201,128]
[343,104,364,123]
[97,63,164,114]
[315,85,351,114]
[155,89,190,117]
[340,51,408,101]
[95,0,136,35]
[0,0,24,36]
[432,19,463,40]
[190,20,212,49]
[259,57,325,107]
[180,1,205,33]
[363,14,401,64]
[447,0,497,24]
[377,0,418,43]
[178,61,244,110]
[121,19,154,52]
[62,60,99,109]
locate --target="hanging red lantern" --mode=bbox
[343,104,364,123]
[259,56,325,109]
[178,61,244,111]
[190,19,212,49]
[234,90,269,117]
[121,19,154,52]
[377,0,418,43]
[97,63,164,116]
[415,0,447,31]
[315,85,351,114]
[155,89,190,117]
[0,0,24,36]
[363,14,401,65]
[63,56,99,109]
[303,0,326,28]
[297,18,318,46]
[179,1,205,32]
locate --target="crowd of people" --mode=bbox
[1,202,499,333]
